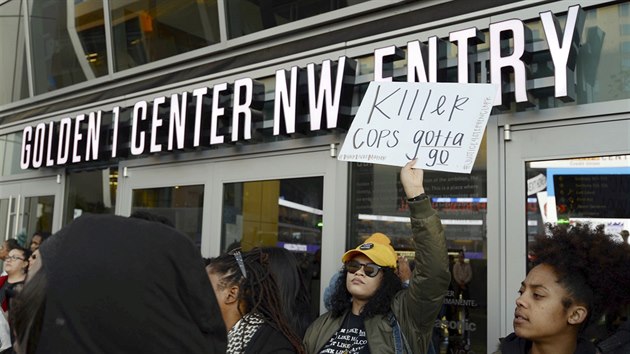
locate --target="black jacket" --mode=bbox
[597,320,630,354]
[36,213,227,354]
[494,333,596,354]
[246,323,298,354]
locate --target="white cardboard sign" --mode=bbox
[338,81,497,173]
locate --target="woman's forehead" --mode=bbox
[524,264,561,287]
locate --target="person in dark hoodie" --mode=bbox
[494,223,630,354]
[10,213,227,354]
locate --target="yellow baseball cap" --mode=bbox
[341,232,397,268]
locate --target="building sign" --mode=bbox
[20,5,584,170]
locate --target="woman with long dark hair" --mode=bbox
[261,246,314,339]
[207,248,305,353]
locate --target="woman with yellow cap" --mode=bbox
[303,160,450,354]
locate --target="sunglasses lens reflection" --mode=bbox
[346,262,361,274]
[346,261,380,277]
[365,265,379,277]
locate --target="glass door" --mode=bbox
[208,150,346,315]
[118,148,348,313]
[0,177,63,248]
[116,161,209,248]
[500,118,630,339]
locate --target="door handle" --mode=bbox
[4,195,13,241]
[13,194,21,240]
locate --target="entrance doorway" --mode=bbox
[0,176,63,248]
[118,147,348,313]
[498,118,630,340]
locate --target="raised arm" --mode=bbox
[392,159,450,353]
[400,159,425,200]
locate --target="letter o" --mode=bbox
[32,123,46,168]
[366,129,379,147]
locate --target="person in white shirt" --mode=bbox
[452,250,472,300]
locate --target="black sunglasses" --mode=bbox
[345,260,382,277]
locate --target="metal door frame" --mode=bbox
[0,175,64,241]
[117,146,348,313]
[487,114,630,349]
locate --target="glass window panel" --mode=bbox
[131,184,204,246]
[64,168,117,225]
[75,0,109,78]
[1,133,28,177]
[110,0,220,71]
[29,0,107,94]
[507,4,630,107]
[18,195,54,246]
[221,177,323,315]
[525,155,630,251]
[0,198,15,242]
[226,0,370,39]
[355,3,630,111]
[0,0,29,104]
[348,135,488,353]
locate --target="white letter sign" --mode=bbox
[338,81,497,173]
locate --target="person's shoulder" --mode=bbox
[305,311,342,338]
[595,321,630,354]
[312,311,338,324]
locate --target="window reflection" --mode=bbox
[221,177,323,315]
[226,0,370,39]
[29,0,107,94]
[0,0,29,104]
[76,0,109,77]
[64,168,117,225]
[132,184,204,246]
[1,133,28,176]
[110,0,220,71]
[222,177,323,252]
[21,195,54,240]
[526,155,630,250]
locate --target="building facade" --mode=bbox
[1,0,629,352]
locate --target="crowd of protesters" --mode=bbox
[1,163,629,354]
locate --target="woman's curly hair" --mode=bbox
[529,223,630,329]
[328,266,403,319]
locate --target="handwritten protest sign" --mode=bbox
[337,82,497,173]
